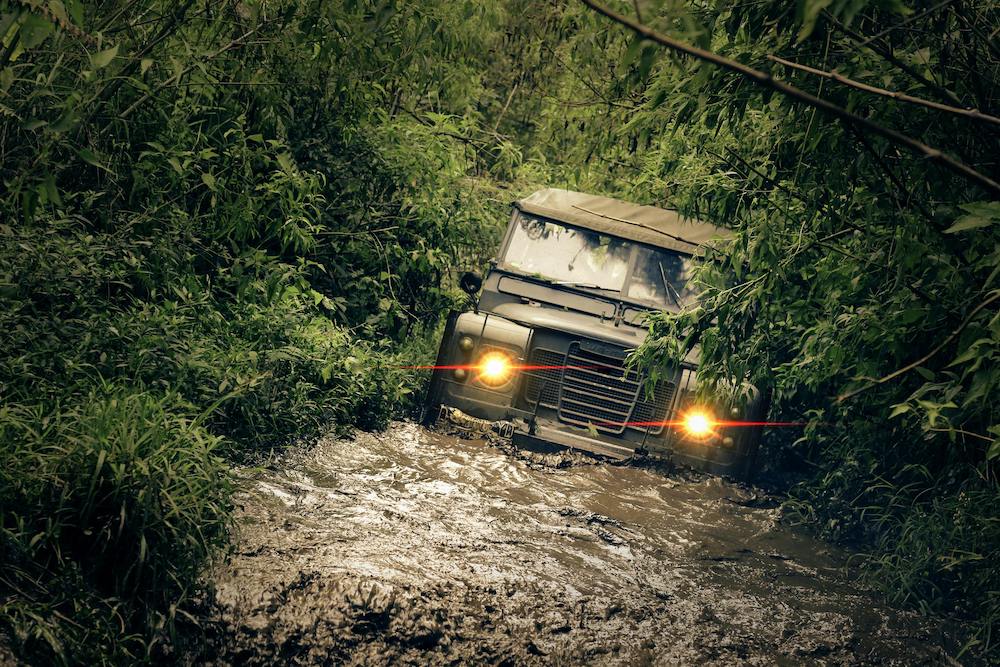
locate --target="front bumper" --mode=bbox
[435,405,641,461]
[434,401,761,479]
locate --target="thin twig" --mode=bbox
[838,290,1000,402]
[579,0,1000,196]
[855,0,957,48]
[928,427,994,443]
[767,54,1000,127]
[492,81,519,134]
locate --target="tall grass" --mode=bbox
[782,417,1000,658]
[0,389,232,662]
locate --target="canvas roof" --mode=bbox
[514,188,732,254]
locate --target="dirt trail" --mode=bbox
[200,422,958,665]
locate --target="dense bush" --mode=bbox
[0,389,231,662]
[8,0,993,661]
[447,0,999,658]
[0,0,513,661]
[537,0,1000,657]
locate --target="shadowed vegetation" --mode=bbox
[1,0,998,662]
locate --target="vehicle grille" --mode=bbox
[632,380,677,435]
[524,348,563,407]
[523,341,676,436]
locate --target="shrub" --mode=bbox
[0,388,232,663]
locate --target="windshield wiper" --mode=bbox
[658,262,683,309]
[554,280,620,293]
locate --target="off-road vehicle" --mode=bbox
[424,188,766,478]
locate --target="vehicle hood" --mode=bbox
[490,302,646,350]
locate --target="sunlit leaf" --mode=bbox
[91,44,119,69]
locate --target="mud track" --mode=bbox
[200,422,958,665]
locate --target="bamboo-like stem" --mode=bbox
[767,55,1000,128]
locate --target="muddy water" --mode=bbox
[203,422,957,665]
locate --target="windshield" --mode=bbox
[503,214,698,308]
[504,215,631,292]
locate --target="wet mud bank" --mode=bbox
[199,422,959,665]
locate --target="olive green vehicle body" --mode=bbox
[424,189,767,479]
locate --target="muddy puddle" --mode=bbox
[199,422,960,665]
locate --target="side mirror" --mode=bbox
[459,271,482,296]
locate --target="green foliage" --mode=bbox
[8,0,994,660]
[514,0,1000,658]
[0,388,231,663]
[0,0,517,661]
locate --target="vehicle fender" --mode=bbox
[423,311,533,424]
[453,311,532,355]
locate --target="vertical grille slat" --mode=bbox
[524,348,565,407]
[524,340,676,437]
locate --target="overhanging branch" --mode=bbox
[767,55,1000,128]
[579,0,1000,196]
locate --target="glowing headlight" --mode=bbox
[477,351,513,386]
[682,410,715,438]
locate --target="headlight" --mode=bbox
[477,351,513,387]
[682,409,715,439]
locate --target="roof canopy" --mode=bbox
[514,188,732,254]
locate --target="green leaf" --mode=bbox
[77,147,113,173]
[622,35,646,66]
[944,200,1000,233]
[915,366,935,381]
[987,439,1000,461]
[796,0,833,43]
[50,111,76,133]
[91,44,119,69]
[66,0,84,25]
[889,403,910,418]
[19,14,54,49]
[944,215,995,234]
[959,201,1000,217]
[48,1,69,24]
[200,172,216,190]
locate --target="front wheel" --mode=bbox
[421,311,459,426]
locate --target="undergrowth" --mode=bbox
[0,0,506,662]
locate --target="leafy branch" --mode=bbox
[579,0,1000,196]
[837,290,1000,402]
[766,54,1000,128]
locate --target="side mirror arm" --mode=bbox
[459,271,483,313]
